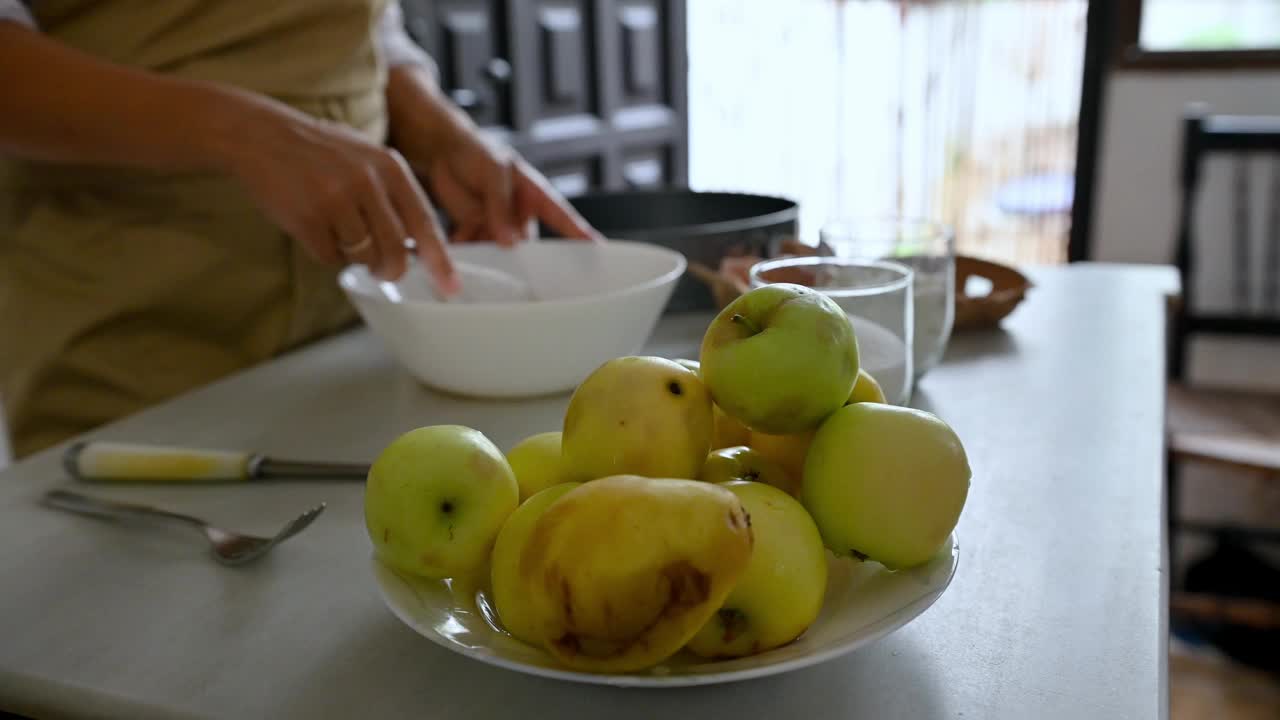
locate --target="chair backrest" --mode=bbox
[1170,105,1280,381]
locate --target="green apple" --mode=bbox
[506,431,569,502]
[700,445,799,497]
[490,482,582,645]
[562,356,713,481]
[687,480,828,658]
[365,425,518,580]
[674,358,753,449]
[848,368,886,404]
[802,404,970,569]
[700,283,859,435]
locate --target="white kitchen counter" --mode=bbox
[0,263,1177,719]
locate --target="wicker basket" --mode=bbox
[954,255,1032,331]
[689,249,1032,332]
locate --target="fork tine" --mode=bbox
[209,504,326,566]
[275,504,325,542]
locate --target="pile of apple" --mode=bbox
[364,283,971,674]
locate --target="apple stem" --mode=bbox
[731,314,762,335]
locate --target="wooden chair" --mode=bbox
[1166,106,1280,630]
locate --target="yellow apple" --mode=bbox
[505,431,569,501]
[561,357,713,481]
[490,482,582,645]
[673,358,750,449]
[749,429,814,493]
[520,475,753,673]
[848,368,887,404]
[700,445,799,497]
[365,425,518,579]
[803,404,970,569]
[713,404,752,449]
[687,480,827,658]
[700,283,859,435]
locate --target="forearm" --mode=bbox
[384,63,473,172]
[0,22,279,174]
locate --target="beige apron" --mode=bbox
[0,0,390,458]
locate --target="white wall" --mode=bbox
[1093,70,1280,264]
[1093,70,1280,390]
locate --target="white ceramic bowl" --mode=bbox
[338,240,686,398]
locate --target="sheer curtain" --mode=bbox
[688,0,1087,265]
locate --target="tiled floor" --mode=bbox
[1165,370,1280,718]
[1171,638,1280,720]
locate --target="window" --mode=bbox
[689,0,1087,266]
[1116,0,1280,69]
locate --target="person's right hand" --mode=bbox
[216,100,458,290]
[0,26,453,289]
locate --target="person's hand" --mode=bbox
[385,65,601,247]
[421,126,602,245]
[215,96,458,289]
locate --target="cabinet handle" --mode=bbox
[450,87,482,112]
[484,58,512,85]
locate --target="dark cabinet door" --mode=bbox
[597,0,687,189]
[398,0,686,194]
[508,1,601,137]
[402,0,513,131]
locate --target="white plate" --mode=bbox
[370,534,959,687]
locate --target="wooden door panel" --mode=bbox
[621,144,671,189]
[402,0,512,130]
[404,0,687,192]
[598,0,687,186]
[616,1,662,105]
[539,155,605,198]
[510,1,601,140]
[541,7,585,104]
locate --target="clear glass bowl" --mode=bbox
[820,217,954,380]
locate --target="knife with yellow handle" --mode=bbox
[63,441,371,482]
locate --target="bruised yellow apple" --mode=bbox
[700,445,799,497]
[687,480,827,658]
[749,429,814,492]
[848,368,887,404]
[562,357,713,481]
[506,431,570,501]
[365,425,518,580]
[803,403,970,569]
[700,284,859,435]
[520,476,753,673]
[490,482,582,645]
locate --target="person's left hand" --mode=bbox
[423,127,601,246]
[385,66,602,247]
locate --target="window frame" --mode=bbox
[1114,0,1280,71]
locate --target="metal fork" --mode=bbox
[42,489,325,566]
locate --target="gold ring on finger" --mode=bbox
[340,235,373,256]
